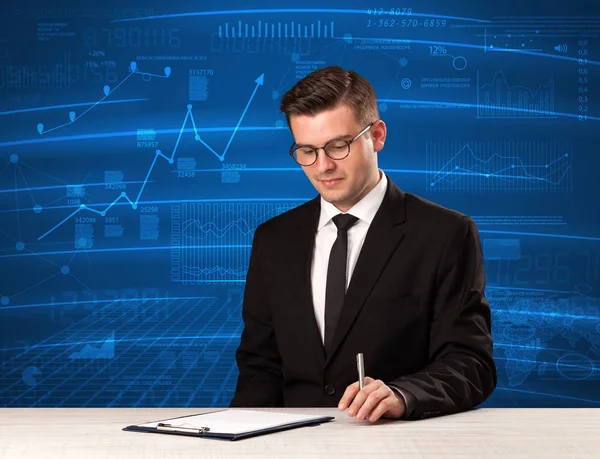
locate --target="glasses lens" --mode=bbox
[325,140,350,159]
[292,146,316,165]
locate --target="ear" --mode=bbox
[372,120,387,152]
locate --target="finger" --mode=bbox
[339,377,375,410]
[337,381,360,411]
[347,379,380,417]
[366,395,395,422]
[355,386,388,420]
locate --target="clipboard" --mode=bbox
[123,409,335,441]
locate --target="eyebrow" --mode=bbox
[296,133,353,147]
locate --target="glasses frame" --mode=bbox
[289,121,376,166]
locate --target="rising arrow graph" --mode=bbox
[37,73,265,241]
[37,61,171,135]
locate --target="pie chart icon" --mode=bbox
[22,366,41,387]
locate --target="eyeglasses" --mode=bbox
[289,122,376,167]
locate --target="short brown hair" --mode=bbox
[280,66,379,130]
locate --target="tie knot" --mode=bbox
[332,213,359,231]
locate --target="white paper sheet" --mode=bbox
[137,409,331,435]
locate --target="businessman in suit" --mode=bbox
[230,66,496,421]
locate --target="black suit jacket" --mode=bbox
[230,175,496,420]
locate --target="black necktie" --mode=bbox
[324,213,359,353]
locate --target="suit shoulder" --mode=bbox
[255,198,317,236]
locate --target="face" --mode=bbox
[289,104,386,212]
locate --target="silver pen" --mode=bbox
[157,422,210,434]
[356,353,365,390]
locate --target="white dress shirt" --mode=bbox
[311,170,387,343]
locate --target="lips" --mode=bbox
[320,178,343,188]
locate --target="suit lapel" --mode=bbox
[325,178,407,366]
[292,197,327,361]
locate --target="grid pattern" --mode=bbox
[0,296,242,407]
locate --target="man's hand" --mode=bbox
[338,377,406,422]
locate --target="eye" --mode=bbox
[328,140,348,150]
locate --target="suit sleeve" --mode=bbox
[387,385,417,419]
[389,216,497,420]
[230,224,284,407]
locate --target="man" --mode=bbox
[230,66,496,421]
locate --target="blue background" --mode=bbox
[1,0,599,408]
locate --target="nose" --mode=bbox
[313,148,336,173]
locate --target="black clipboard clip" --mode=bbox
[157,422,211,434]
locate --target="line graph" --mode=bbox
[37,61,171,135]
[477,70,555,118]
[426,141,572,192]
[171,200,299,284]
[37,73,265,241]
[0,98,147,117]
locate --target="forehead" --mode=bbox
[289,104,360,145]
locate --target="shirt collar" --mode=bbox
[317,170,387,231]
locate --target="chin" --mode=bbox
[320,190,347,204]
[313,181,350,203]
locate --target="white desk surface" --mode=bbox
[0,408,598,459]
